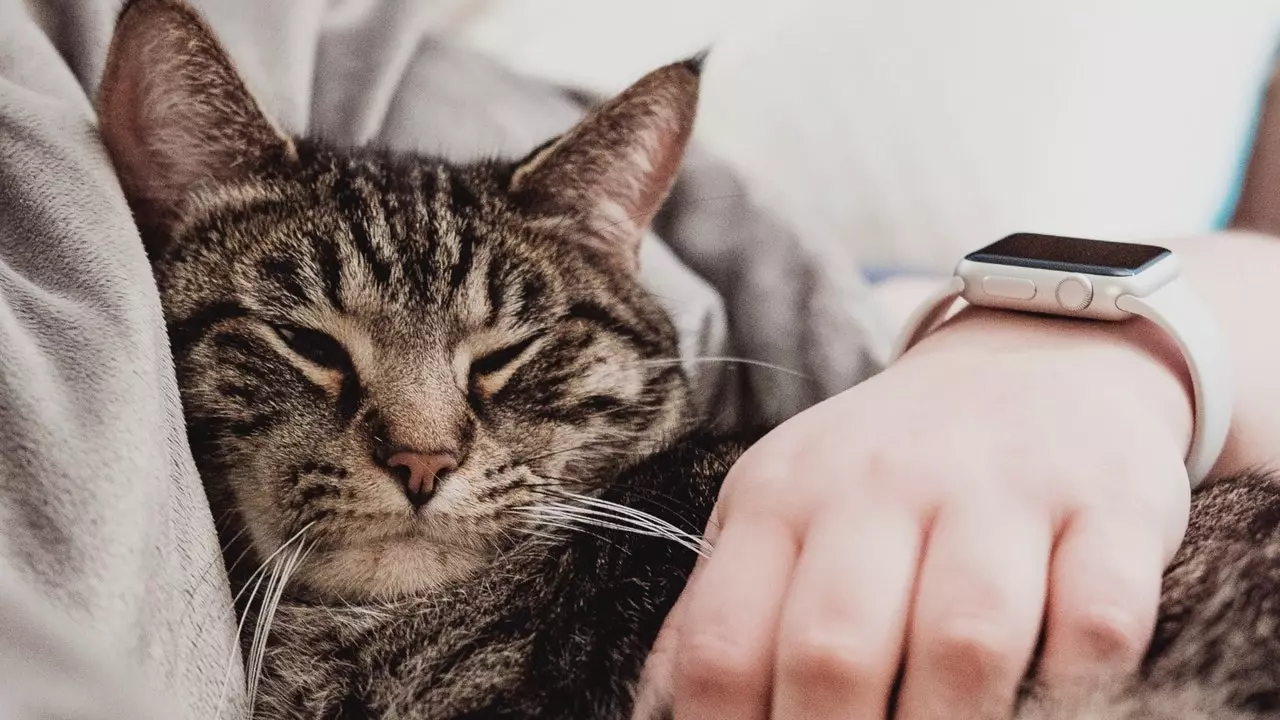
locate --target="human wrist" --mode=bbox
[904,306,1195,463]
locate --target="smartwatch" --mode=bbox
[892,232,1230,486]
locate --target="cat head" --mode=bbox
[98,0,700,600]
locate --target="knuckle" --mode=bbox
[676,630,761,696]
[861,444,967,502]
[777,631,883,690]
[721,458,797,517]
[863,445,917,479]
[1065,607,1149,666]
[859,449,924,501]
[927,618,1024,689]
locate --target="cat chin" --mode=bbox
[294,535,494,601]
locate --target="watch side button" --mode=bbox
[981,275,1037,300]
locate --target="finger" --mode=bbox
[674,515,798,720]
[896,503,1053,720]
[772,506,923,720]
[1037,511,1165,691]
[633,504,723,720]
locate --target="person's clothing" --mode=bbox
[3,2,1278,718]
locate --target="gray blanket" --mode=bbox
[0,1,882,717]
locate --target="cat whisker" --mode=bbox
[216,559,268,720]
[516,526,568,545]
[210,505,239,531]
[221,525,260,580]
[220,524,250,555]
[542,494,709,549]
[514,495,712,559]
[512,517,636,555]
[519,507,710,558]
[550,491,709,540]
[229,522,318,610]
[623,355,811,380]
[520,479,710,529]
[246,538,312,715]
[215,522,315,720]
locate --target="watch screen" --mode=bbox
[965,233,1171,276]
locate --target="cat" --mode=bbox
[95,1,1280,718]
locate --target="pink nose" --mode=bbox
[386,451,457,507]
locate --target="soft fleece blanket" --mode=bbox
[0,1,883,717]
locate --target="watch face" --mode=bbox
[966,233,1171,276]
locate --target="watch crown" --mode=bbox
[1055,276,1094,311]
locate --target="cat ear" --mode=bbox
[509,57,703,272]
[96,0,295,245]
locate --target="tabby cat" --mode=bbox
[96,1,1280,718]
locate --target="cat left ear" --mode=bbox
[96,0,295,250]
[509,56,703,272]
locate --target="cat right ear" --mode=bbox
[96,0,294,249]
[507,57,702,273]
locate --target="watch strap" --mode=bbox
[1116,278,1231,485]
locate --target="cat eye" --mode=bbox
[470,335,540,379]
[272,324,351,370]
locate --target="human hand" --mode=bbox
[653,307,1197,720]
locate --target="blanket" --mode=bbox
[0,1,883,717]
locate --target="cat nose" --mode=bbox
[385,451,457,508]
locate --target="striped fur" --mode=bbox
[154,144,693,600]
[96,1,1280,718]
[99,0,699,602]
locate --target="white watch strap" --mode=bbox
[891,274,1230,487]
[1117,278,1231,485]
